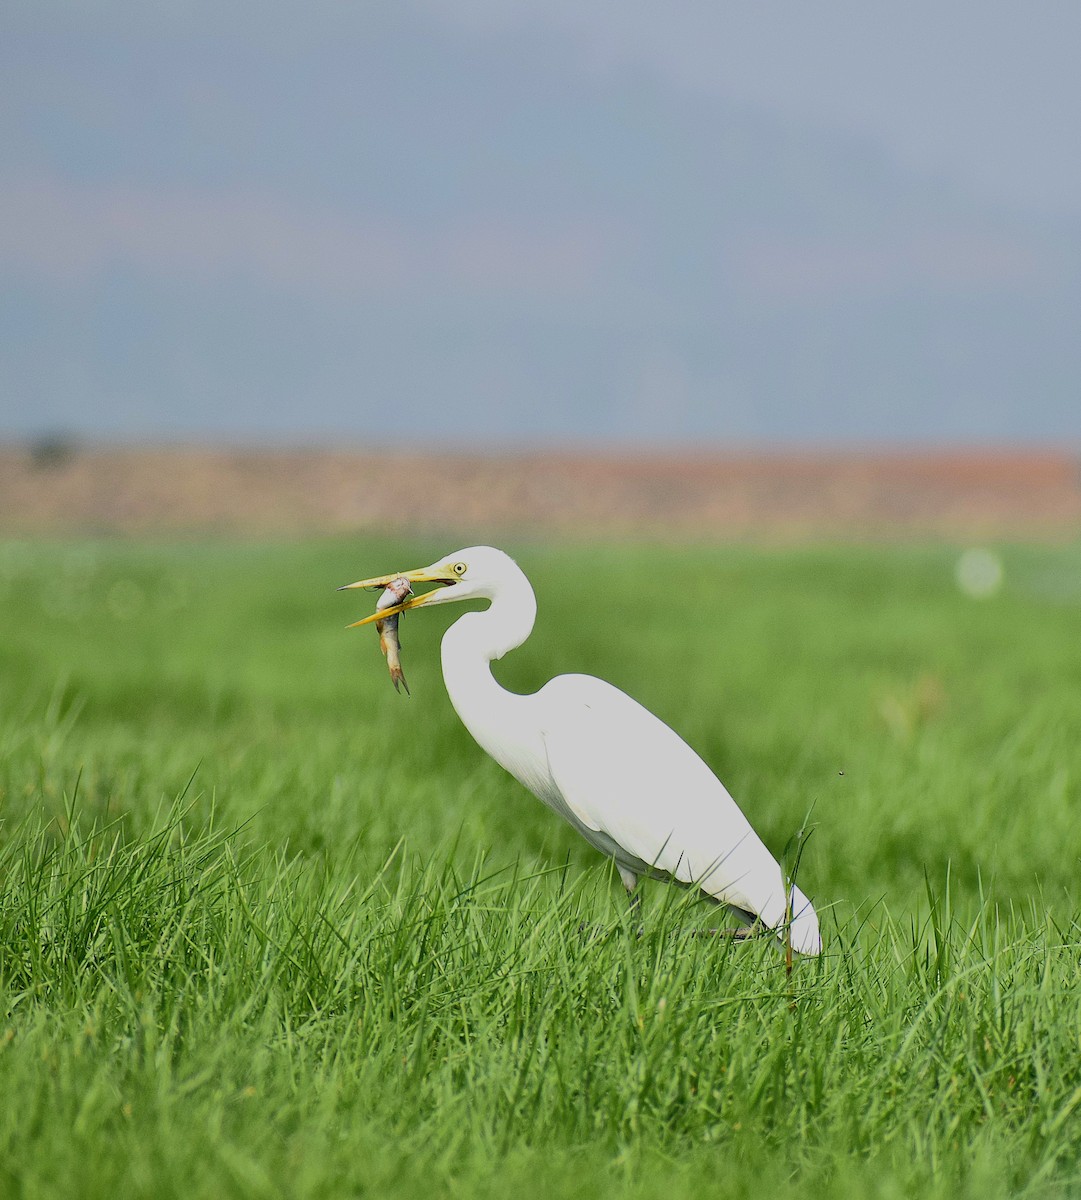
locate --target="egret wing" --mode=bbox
[537,674,791,923]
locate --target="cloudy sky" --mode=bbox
[3,1,1081,445]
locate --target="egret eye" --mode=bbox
[453,562,467,576]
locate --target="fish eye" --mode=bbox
[453,561,467,576]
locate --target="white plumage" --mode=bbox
[345,545,822,955]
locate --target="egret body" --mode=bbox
[344,546,822,955]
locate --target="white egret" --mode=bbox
[343,546,822,955]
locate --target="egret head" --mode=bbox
[340,546,522,627]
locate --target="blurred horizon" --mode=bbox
[4,442,1080,541]
[3,2,1081,447]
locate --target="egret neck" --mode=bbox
[438,568,548,794]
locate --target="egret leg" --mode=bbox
[577,866,642,941]
[617,866,639,906]
[616,866,646,938]
[689,923,765,941]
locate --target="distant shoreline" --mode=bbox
[2,444,1079,540]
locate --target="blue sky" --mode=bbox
[2,1,1080,445]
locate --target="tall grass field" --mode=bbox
[2,535,1081,1198]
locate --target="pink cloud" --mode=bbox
[0,174,612,299]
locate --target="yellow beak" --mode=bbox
[338,566,458,628]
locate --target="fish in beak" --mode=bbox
[338,564,460,628]
[374,576,412,694]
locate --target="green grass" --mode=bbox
[2,534,1081,1198]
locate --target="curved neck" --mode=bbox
[440,570,537,672]
[439,573,538,766]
